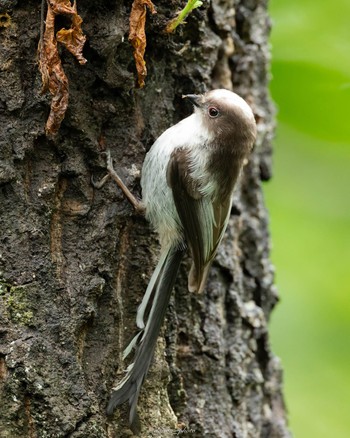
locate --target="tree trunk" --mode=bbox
[0,1,290,437]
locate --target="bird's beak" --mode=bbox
[182,94,202,108]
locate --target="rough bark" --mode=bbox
[0,1,290,437]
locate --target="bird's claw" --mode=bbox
[91,149,112,189]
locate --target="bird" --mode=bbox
[94,89,256,433]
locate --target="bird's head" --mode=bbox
[183,89,256,155]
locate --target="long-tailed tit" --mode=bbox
[94,89,256,433]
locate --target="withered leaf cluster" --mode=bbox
[38,0,86,136]
[129,0,156,88]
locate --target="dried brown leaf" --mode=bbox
[49,0,75,15]
[56,2,87,64]
[38,0,86,136]
[38,3,68,136]
[129,0,156,88]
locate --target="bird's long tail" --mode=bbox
[107,245,185,433]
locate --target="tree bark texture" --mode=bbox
[0,1,290,437]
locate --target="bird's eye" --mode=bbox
[208,107,219,118]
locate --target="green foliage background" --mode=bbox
[266,1,350,436]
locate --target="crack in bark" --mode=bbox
[50,176,68,281]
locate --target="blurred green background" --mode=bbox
[266,0,350,437]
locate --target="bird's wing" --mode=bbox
[166,148,232,293]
